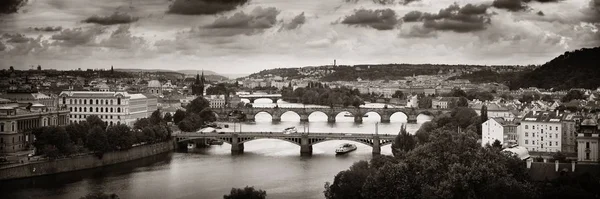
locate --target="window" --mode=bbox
[70,99,73,104]
[90,107,93,112]
[541,137,544,141]
[117,98,121,105]
[549,134,551,138]
[525,140,528,144]
[533,126,535,130]
[90,99,93,105]
[533,133,535,137]
[84,107,87,112]
[62,97,66,104]
[556,134,558,138]
[0,123,3,132]
[586,142,590,149]
[117,107,121,113]
[84,99,87,105]
[110,107,113,113]
[549,142,552,146]
[525,125,528,129]
[555,127,558,131]
[556,141,558,146]
[532,141,535,145]
[96,99,99,104]
[70,107,73,112]
[96,107,99,112]
[586,153,590,160]
[525,132,528,137]
[11,122,15,131]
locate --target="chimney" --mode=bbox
[526,158,532,169]
[572,161,576,172]
[555,160,559,172]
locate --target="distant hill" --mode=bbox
[114,68,228,81]
[509,47,600,90]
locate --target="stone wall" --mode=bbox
[0,141,175,181]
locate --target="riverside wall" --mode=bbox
[0,141,175,181]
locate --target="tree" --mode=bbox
[86,126,109,154]
[324,161,371,199]
[456,97,469,107]
[561,90,585,102]
[553,151,567,163]
[451,107,478,129]
[479,105,488,135]
[0,0,26,14]
[86,115,106,130]
[492,139,502,149]
[542,95,554,102]
[106,124,135,150]
[37,65,41,71]
[9,66,14,72]
[392,91,404,99]
[391,125,415,157]
[164,112,173,123]
[449,87,467,98]
[110,65,114,74]
[186,97,211,115]
[173,109,186,124]
[417,94,432,109]
[149,109,163,124]
[223,186,267,199]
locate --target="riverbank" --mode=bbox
[0,141,175,181]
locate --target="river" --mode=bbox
[1,101,431,199]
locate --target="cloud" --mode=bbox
[280,12,306,31]
[403,3,491,33]
[398,25,437,38]
[537,11,544,16]
[3,33,30,43]
[0,42,6,51]
[167,0,249,15]
[341,8,400,30]
[32,26,63,32]
[51,27,104,47]
[201,6,280,36]
[99,25,147,50]
[372,0,395,5]
[492,0,527,11]
[82,12,139,25]
[402,0,420,5]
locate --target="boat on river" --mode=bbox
[335,143,357,154]
[187,143,196,150]
[283,127,297,134]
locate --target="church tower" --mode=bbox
[192,71,205,96]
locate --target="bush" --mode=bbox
[223,186,267,199]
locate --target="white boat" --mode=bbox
[283,127,297,134]
[335,143,357,154]
[187,143,196,150]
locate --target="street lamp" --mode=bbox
[375,121,379,136]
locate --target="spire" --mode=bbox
[201,69,205,84]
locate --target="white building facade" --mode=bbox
[59,91,157,126]
[518,111,563,152]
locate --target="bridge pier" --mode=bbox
[372,136,381,155]
[246,114,255,122]
[300,135,312,156]
[300,114,309,122]
[272,114,281,122]
[380,114,391,123]
[231,134,244,154]
[248,98,255,103]
[327,115,336,123]
[354,115,363,123]
[407,114,418,124]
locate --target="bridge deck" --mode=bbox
[176,132,396,139]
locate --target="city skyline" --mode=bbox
[1,0,599,74]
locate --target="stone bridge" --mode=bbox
[239,94,282,103]
[213,107,449,123]
[175,132,396,155]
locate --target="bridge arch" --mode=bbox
[252,98,276,104]
[307,111,328,122]
[309,137,394,147]
[238,137,302,146]
[253,111,274,122]
[279,110,301,121]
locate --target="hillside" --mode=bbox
[115,68,228,81]
[509,47,600,90]
[248,64,523,81]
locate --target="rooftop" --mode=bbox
[522,111,564,123]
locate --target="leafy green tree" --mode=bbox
[392,90,404,99]
[492,139,502,149]
[391,125,415,157]
[456,97,469,107]
[86,115,106,130]
[164,112,173,123]
[86,126,109,154]
[149,110,163,124]
[173,109,186,124]
[561,90,586,102]
[223,186,267,199]
[324,161,371,199]
[106,124,135,150]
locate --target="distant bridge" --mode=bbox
[238,94,282,103]
[175,132,396,155]
[213,107,449,123]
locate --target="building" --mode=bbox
[147,80,162,96]
[518,111,564,153]
[191,72,205,96]
[406,95,418,108]
[481,118,518,147]
[1,90,55,107]
[562,113,582,153]
[432,97,458,109]
[472,103,516,121]
[205,95,226,108]
[576,117,599,162]
[58,91,157,126]
[0,102,69,155]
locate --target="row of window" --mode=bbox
[70,107,121,113]
[0,123,15,132]
[0,135,27,143]
[524,140,559,147]
[524,132,560,138]
[524,125,559,131]
[70,115,121,120]
[62,98,122,105]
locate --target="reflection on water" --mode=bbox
[2,102,431,199]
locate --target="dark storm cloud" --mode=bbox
[167,0,249,15]
[202,7,279,36]
[402,3,490,33]
[3,33,30,43]
[0,42,6,51]
[537,11,544,16]
[51,27,104,47]
[341,9,400,30]
[83,12,139,25]
[492,0,527,11]
[32,26,63,32]
[372,0,395,5]
[280,12,306,31]
[403,11,423,22]
[402,0,420,5]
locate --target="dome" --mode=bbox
[502,146,530,160]
[148,80,161,88]
[581,118,597,126]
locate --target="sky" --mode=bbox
[0,0,599,74]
